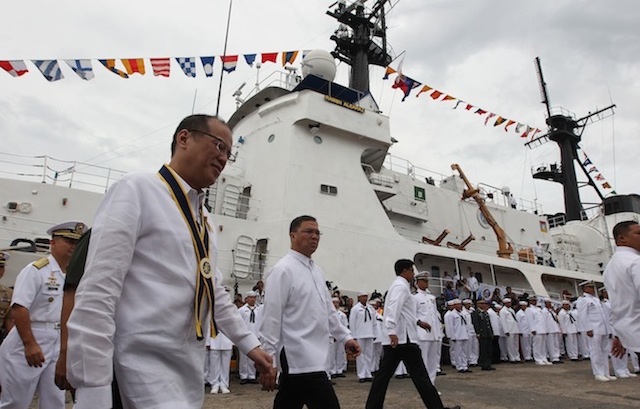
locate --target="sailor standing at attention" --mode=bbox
[349,290,377,382]
[66,115,273,409]
[0,221,86,409]
[413,272,443,386]
[499,298,521,363]
[526,295,551,365]
[558,300,579,361]
[444,299,470,373]
[237,290,262,384]
[576,281,613,381]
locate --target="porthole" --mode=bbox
[268,134,275,143]
[313,135,322,144]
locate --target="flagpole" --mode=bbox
[215,0,234,116]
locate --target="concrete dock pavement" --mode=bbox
[30,359,640,408]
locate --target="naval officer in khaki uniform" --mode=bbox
[0,221,86,409]
[1,251,13,344]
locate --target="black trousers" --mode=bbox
[478,336,493,369]
[365,343,444,409]
[273,349,340,409]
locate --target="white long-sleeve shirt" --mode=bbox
[516,309,531,334]
[383,276,419,345]
[525,305,547,334]
[444,309,469,341]
[576,293,610,336]
[558,308,578,334]
[487,308,504,336]
[67,171,260,409]
[603,246,640,352]
[259,250,352,374]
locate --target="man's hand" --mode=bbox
[418,320,431,331]
[531,331,536,336]
[345,339,361,357]
[54,351,71,390]
[247,347,276,392]
[611,337,626,359]
[586,330,593,338]
[389,334,399,348]
[24,341,45,367]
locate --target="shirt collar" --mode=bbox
[173,167,206,207]
[288,249,313,268]
[616,246,640,256]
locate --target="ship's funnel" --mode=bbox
[301,50,337,82]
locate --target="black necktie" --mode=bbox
[460,314,467,325]
[569,313,575,324]
[365,307,372,322]
[552,312,559,324]
[249,308,256,323]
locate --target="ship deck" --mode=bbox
[32,359,640,408]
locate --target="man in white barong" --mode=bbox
[558,300,579,361]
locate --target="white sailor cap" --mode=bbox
[462,299,472,304]
[358,291,368,297]
[493,303,502,308]
[561,300,571,305]
[448,298,462,306]
[368,299,379,305]
[415,272,430,281]
[47,221,87,240]
[519,301,528,306]
[332,297,340,302]
[246,290,258,297]
[598,286,607,293]
[0,251,9,266]
[502,298,512,303]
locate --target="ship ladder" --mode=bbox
[231,235,254,279]
[222,185,242,217]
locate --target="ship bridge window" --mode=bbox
[320,184,338,195]
[414,186,426,201]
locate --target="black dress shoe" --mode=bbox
[358,378,367,383]
[248,379,259,384]
[239,379,248,385]
[365,377,374,382]
[437,371,447,376]
[336,373,346,378]
[444,406,461,409]
[481,367,496,371]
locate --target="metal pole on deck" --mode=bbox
[215,0,234,116]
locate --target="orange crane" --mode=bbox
[451,163,514,259]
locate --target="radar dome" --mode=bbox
[301,50,336,82]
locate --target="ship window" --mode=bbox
[320,184,338,195]
[268,134,275,143]
[313,135,323,144]
[414,186,426,201]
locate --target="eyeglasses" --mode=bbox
[298,229,322,236]
[188,129,233,159]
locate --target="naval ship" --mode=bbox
[1,1,638,301]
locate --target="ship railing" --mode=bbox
[383,154,450,185]
[547,106,577,120]
[205,183,262,222]
[239,70,302,104]
[546,204,602,228]
[476,182,542,214]
[0,153,126,193]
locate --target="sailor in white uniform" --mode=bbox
[576,281,613,381]
[516,301,533,361]
[413,272,442,385]
[499,298,521,362]
[444,299,470,372]
[543,299,562,363]
[488,303,507,361]
[349,291,377,382]
[462,299,478,366]
[328,297,349,378]
[206,330,233,394]
[600,289,637,379]
[237,290,262,384]
[0,221,86,409]
[526,295,551,365]
[558,300,579,361]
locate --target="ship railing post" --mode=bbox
[42,155,48,184]
[68,161,77,188]
[105,168,112,193]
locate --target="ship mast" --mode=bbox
[327,0,393,93]
[526,57,615,222]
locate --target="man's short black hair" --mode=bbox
[394,259,414,275]
[612,220,638,244]
[170,114,229,155]
[289,215,317,233]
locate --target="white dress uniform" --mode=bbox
[575,307,590,359]
[462,306,478,365]
[206,331,234,393]
[444,308,469,371]
[543,306,562,362]
[516,308,533,360]
[328,308,349,376]
[488,307,507,361]
[0,255,66,409]
[576,292,611,378]
[349,301,377,380]
[526,302,550,365]
[371,309,383,373]
[601,298,635,378]
[558,306,579,360]
[238,303,262,381]
[414,289,442,384]
[499,304,521,362]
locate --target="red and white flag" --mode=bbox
[150,58,170,77]
[0,60,28,77]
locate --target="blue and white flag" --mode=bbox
[200,56,215,77]
[176,57,196,77]
[65,59,94,80]
[32,60,64,82]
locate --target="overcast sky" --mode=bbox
[1,0,637,215]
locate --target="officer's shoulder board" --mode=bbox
[33,257,50,269]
